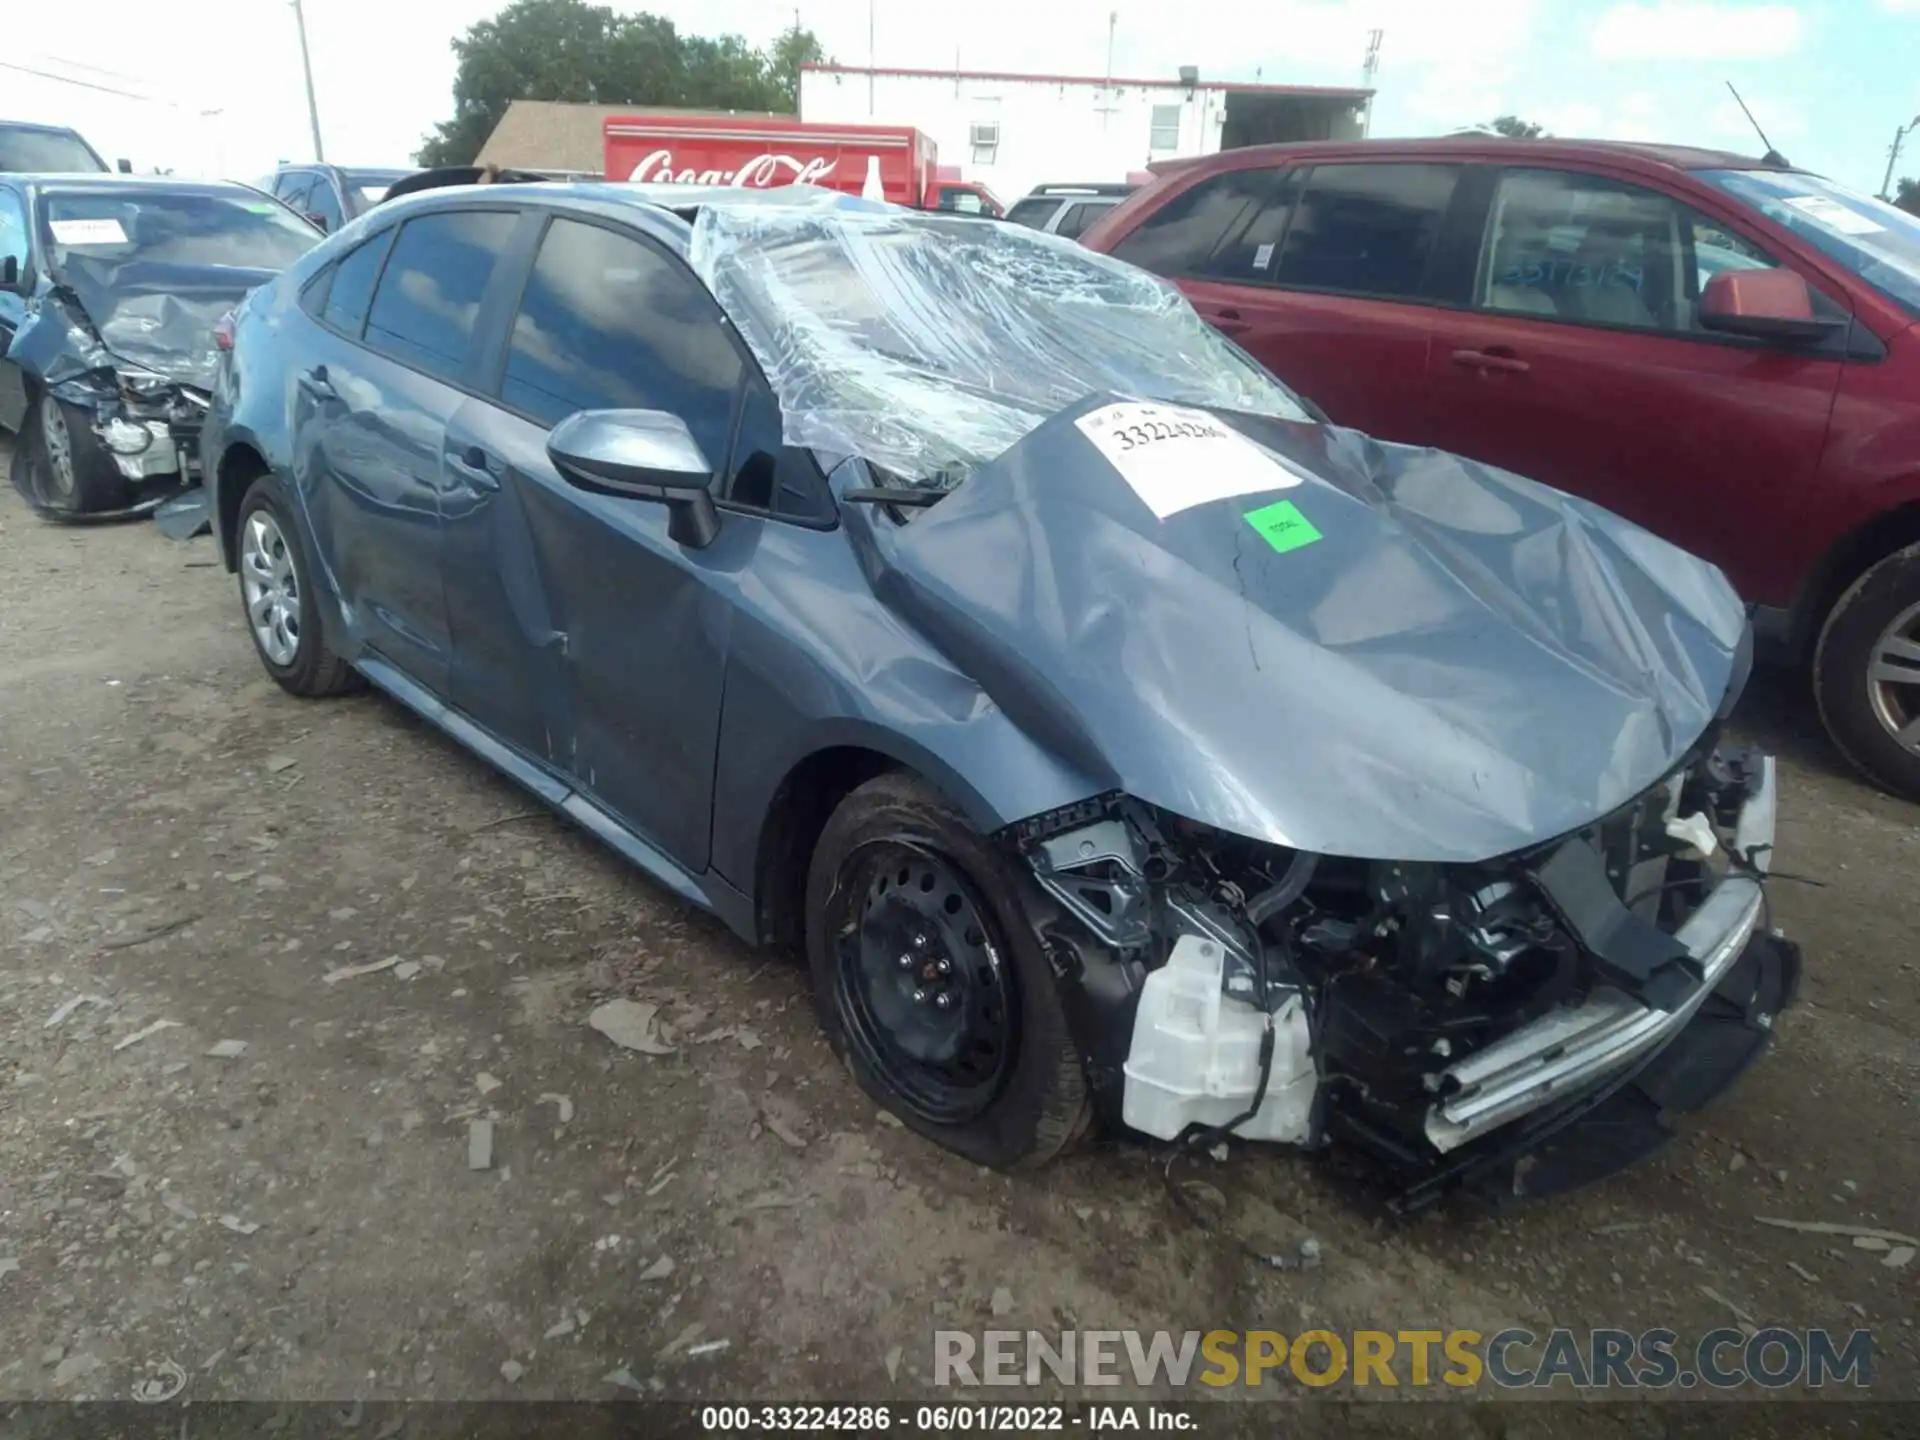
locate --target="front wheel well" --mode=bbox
[1792,500,1920,659]
[753,746,898,953]
[216,443,272,572]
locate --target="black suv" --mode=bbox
[0,121,110,175]
[260,165,411,233]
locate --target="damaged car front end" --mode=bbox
[1017,744,1795,1209]
[693,199,1803,1205]
[1,177,317,520]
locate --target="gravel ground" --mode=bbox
[0,441,1914,1424]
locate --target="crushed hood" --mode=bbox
[860,397,1749,864]
[15,258,276,390]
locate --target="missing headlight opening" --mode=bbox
[1015,743,1800,1210]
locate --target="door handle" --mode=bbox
[296,364,336,399]
[448,444,501,492]
[1451,348,1531,375]
[1208,306,1251,335]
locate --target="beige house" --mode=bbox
[474,99,785,177]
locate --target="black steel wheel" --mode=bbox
[804,772,1090,1168]
[831,842,1017,1124]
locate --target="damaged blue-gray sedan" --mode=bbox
[1,175,319,518]
[199,183,1800,1207]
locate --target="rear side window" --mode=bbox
[500,216,742,464]
[1274,163,1460,300]
[1109,168,1282,279]
[1054,200,1115,239]
[1005,197,1057,229]
[1207,171,1303,280]
[313,227,395,333]
[364,210,516,381]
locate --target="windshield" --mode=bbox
[41,189,319,272]
[0,126,106,174]
[690,197,1311,488]
[344,169,407,215]
[1704,168,1920,316]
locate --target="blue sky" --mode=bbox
[9,0,1920,194]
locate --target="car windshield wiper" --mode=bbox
[839,487,943,508]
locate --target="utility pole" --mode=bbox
[1881,114,1920,201]
[290,0,325,162]
[1106,11,1117,85]
[1361,28,1383,138]
[868,0,875,116]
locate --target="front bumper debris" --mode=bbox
[1424,756,1778,1153]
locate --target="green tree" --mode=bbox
[416,0,826,167]
[1489,114,1547,139]
[1896,177,1920,217]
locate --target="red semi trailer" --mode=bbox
[602,113,1001,213]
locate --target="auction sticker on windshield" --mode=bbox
[49,219,128,246]
[1075,401,1304,519]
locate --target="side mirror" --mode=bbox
[303,212,330,233]
[0,255,20,293]
[547,409,719,548]
[1699,268,1842,344]
[116,158,132,174]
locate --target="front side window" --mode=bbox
[0,189,29,274]
[40,189,321,271]
[1703,168,1920,317]
[364,210,516,381]
[1206,170,1302,280]
[1274,163,1459,300]
[1109,167,1282,279]
[1478,168,1795,334]
[274,172,314,206]
[304,177,345,232]
[501,217,742,466]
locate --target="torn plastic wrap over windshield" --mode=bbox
[689,202,1310,485]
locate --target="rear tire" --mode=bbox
[1813,542,1920,802]
[804,772,1089,1168]
[235,474,363,698]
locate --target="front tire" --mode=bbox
[15,393,135,519]
[236,474,363,698]
[804,773,1089,1168]
[1813,542,1920,801]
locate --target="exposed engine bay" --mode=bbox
[1012,739,1799,1208]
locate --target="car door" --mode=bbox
[1421,165,1848,596]
[442,212,753,870]
[1108,163,1465,437]
[0,184,30,431]
[292,207,519,697]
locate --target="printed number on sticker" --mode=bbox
[1074,401,1304,519]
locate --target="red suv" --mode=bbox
[1081,138,1920,800]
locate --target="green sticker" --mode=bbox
[241,201,278,214]
[1243,499,1322,554]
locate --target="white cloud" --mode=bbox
[1590,2,1806,60]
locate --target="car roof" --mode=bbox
[366,179,881,233]
[1166,135,1775,175]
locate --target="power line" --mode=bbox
[0,59,162,104]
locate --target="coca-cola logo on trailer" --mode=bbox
[627,149,839,187]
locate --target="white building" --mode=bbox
[799,63,1372,206]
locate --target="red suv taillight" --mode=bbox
[214,311,236,352]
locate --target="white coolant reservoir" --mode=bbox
[1122,935,1317,1144]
